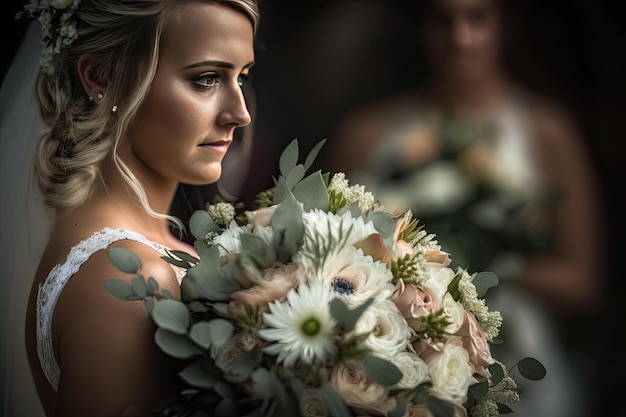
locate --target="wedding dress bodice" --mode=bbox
[36,227,186,391]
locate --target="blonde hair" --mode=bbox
[34,0,260,228]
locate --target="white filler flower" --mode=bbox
[259,280,339,367]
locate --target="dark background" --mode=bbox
[4,1,625,416]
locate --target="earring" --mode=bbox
[111,105,118,114]
[88,96,94,102]
[97,93,104,101]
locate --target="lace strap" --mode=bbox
[36,227,173,391]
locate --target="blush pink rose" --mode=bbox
[245,205,277,229]
[229,262,307,313]
[330,361,396,416]
[390,281,441,332]
[424,248,451,267]
[354,233,390,263]
[457,311,495,379]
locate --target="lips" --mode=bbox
[199,140,230,147]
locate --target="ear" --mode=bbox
[77,54,104,103]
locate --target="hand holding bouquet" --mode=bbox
[107,139,544,417]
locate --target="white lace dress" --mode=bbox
[36,227,186,391]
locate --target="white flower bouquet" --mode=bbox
[107,139,545,417]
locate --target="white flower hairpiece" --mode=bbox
[15,0,81,74]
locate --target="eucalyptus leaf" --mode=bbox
[329,297,373,333]
[271,193,304,259]
[104,279,135,300]
[225,351,257,380]
[189,319,234,351]
[152,298,190,334]
[292,170,330,212]
[109,246,142,274]
[363,355,402,386]
[517,357,546,380]
[285,164,305,190]
[488,362,504,385]
[189,209,221,240]
[154,328,204,359]
[279,138,299,177]
[497,402,514,414]
[390,398,408,417]
[367,211,395,239]
[272,177,291,205]
[472,271,499,297]
[303,138,327,172]
[130,276,147,298]
[426,396,454,417]
[146,276,159,293]
[239,232,274,270]
[143,298,154,314]
[179,359,220,389]
[468,381,489,401]
[322,384,352,417]
[214,397,238,417]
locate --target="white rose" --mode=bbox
[423,266,456,301]
[351,299,411,357]
[245,205,277,229]
[425,338,476,405]
[299,387,329,417]
[441,293,466,334]
[390,352,430,390]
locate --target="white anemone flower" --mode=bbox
[258,280,339,367]
[323,246,394,307]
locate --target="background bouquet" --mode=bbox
[107,139,544,417]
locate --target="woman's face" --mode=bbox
[123,3,255,188]
[420,0,503,83]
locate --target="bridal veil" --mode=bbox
[1,22,50,417]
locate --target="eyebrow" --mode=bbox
[182,60,255,70]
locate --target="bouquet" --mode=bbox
[107,139,545,417]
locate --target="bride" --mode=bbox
[0,0,260,415]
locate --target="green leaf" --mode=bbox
[292,170,330,212]
[146,276,159,293]
[154,328,204,359]
[363,355,402,386]
[189,319,234,352]
[488,362,504,385]
[271,193,304,260]
[151,299,190,334]
[179,359,219,389]
[109,246,142,274]
[214,398,237,417]
[285,163,305,190]
[497,402,514,414]
[329,297,373,333]
[104,279,135,300]
[322,384,352,417]
[390,398,408,417]
[517,357,547,380]
[189,209,221,240]
[468,381,489,401]
[130,276,147,298]
[279,138,299,177]
[426,396,454,417]
[226,351,257,380]
[367,211,395,239]
[303,138,327,172]
[472,271,499,298]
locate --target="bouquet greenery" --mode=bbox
[106,139,544,417]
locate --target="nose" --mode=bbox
[218,82,252,128]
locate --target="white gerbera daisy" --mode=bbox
[294,209,378,279]
[258,280,339,367]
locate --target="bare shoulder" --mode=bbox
[52,238,183,415]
